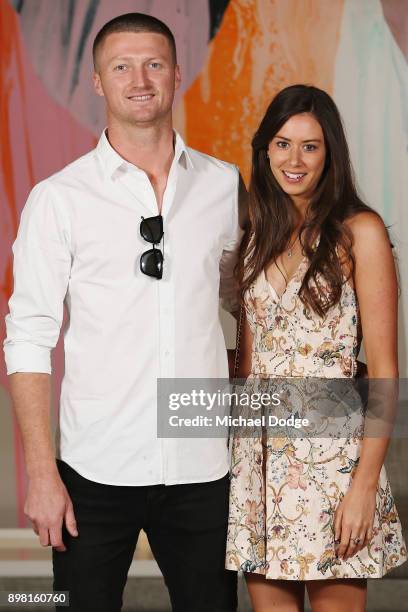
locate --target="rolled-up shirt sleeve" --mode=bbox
[219,170,247,314]
[4,181,72,374]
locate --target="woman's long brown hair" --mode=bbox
[239,84,376,316]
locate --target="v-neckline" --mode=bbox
[263,255,308,302]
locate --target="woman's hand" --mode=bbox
[334,480,376,560]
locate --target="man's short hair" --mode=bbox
[92,12,177,70]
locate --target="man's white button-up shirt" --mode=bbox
[4,131,242,485]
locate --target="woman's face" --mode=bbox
[267,112,326,204]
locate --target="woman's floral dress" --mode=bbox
[226,258,407,580]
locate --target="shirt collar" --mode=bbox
[96,129,194,178]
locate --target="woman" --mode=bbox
[226,85,407,611]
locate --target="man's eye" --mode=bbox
[114,64,127,71]
[149,62,161,69]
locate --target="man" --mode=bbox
[4,13,245,612]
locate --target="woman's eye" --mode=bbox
[276,141,289,149]
[304,144,317,151]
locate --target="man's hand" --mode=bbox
[25,473,78,552]
[8,373,78,552]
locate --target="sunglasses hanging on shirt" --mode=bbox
[140,215,164,280]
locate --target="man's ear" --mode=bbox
[174,64,181,92]
[93,71,104,97]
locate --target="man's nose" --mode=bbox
[130,66,150,88]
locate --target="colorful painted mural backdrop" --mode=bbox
[1,0,407,524]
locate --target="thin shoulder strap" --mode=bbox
[233,305,245,380]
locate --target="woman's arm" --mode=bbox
[335,211,398,560]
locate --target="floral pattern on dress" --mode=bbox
[226,259,407,580]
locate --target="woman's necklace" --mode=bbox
[286,235,299,258]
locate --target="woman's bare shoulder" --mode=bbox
[345,210,386,232]
[345,211,389,249]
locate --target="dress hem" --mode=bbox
[225,557,408,581]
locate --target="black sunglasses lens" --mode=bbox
[140,216,163,244]
[140,248,163,279]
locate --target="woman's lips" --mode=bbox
[282,170,307,183]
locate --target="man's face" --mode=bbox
[93,31,181,127]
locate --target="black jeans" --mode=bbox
[53,460,237,612]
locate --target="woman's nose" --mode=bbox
[288,147,302,166]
